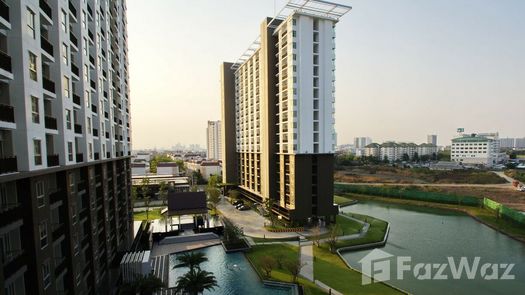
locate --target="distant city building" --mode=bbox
[516,138,525,149]
[365,142,438,162]
[499,138,515,149]
[157,162,180,176]
[451,132,503,166]
[185,160,222,181]
[354,137,372,149]
[206,120,222,160]
[427,134,437,145]
[132,162,149,176]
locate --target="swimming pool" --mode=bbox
[168,245,293,295]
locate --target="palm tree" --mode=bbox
[173,252,208,271]
[175,268,218,295]
[119,274,164,295]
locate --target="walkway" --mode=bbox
[492,171,518,184]
[299,241,314,282]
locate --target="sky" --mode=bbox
[127,0,525,149]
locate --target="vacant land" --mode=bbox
[335,165,507,184]
[505,169,525,183]
[334,195,355,206]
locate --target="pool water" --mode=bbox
[169,245,292,295]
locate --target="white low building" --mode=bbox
[131,163,148,176]
[157,162,180,176]
[186,160,222,181]
[366,142,437,162]
[450,133,500,166]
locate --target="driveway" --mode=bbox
[217,200,324,238]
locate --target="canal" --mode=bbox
[340,200,525,295]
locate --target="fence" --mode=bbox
[334,184,482,207]
[483,198,525,225]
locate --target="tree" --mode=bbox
[327,224,341,253]
[311,225,321,247]
[206,187,221,215]
[173,252,208,271]
[158,181,168,205]
[140,178,151,220]
[149,154,174,174]
[285,260,305,283]
[131,186,138,207]
[119,274,165,295]
[412,152,419,162]
[264,198,277,226]
[222,219,244,245]
[175,268,218,295]
[228,190,240,203]
[260,256,276,278]
[383,155,389,164]
[402,153,410,162]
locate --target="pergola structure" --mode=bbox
[162,191,209,232]
[230,0,352,70]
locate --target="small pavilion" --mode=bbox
[162,191,209,232]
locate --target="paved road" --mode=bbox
[492,171,519,184]
[217,200,328,238]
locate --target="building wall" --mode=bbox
[219,62,238,184]
[1,0,131,294]
[451,136,500,166]
[206,120,221,160]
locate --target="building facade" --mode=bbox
[221,2,351,224]
[365,142,438,162]
[427,134,437,145]
[354,137,371,149]
[451,133,501,166]
[0,0,132,294]
[206,120,221,160]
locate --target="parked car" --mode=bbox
[235,202,245,209]
[232,200,243,206]
[238,205,250,211]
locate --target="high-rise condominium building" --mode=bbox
[221,1,351,224]
[0,0,131,294]
[206,120,221,160]
[353,137,372,149]
[427,134,437,145]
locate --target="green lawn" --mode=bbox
[245,244,325,295]
[331,212,388,248]
[313,246,403,295]
[334,195,356,206]
[133,209,163,221]
[311,215,364,241]
[250,236,299,243]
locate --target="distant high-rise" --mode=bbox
[221,1,351,224]
[0,0,132,293]
[354,137,372,149]
[427,134,438,145]
[499,138,515,149]
[516,138,525,149]
[206,120,221,160]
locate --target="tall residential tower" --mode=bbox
[0,0,132,293]
[206,120,221,160]
[221,1,350,224]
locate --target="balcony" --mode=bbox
[76,153,83,163]
[73,94,81,105]
[71,63,80,77]
[68,1,77,18]
[0,156,17,174]
[40,36,54,57]
[74,123,82,134]
[0,0,9,23]
[1,249,25,275]
[43,77,55,93]
[44,115,57,130]
[0,50,12,73]
[47,154,59,167]
[0,104,14,123]
[39,0,52,20]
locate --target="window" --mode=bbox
[313,32,319,42]
[66,109,72,129]
[27,9,36,38]
[314,111,319,121]
[82,11,87,29]
[42,260,51,289]
[62,43,69,65]
[313,66,319,76]
[89,143,93,160]
[313,122,319,132]
[85,90,90,106]
[313,55,319,65]
[292,30,296,37]
[63,76,70,98]
[83,64,89,82]
[68,142,73,161]
[36,181,45,208]
[313,19,319,31]
[61,10,68,32]
[83,37,88,56]
[313,88,319,98]
[313,43,319,53]
[292,18,296,26]
[87,117,92,134]
[31,96,40,123]
[314,133,319,142]
[29,52,38,81]
[39,221,48,248]
[313,100,319,109]
[34,139,42,165]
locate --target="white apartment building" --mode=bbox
[0,0,132,293]
[156,162,179,176]
[451,133,500,166]
[206,120,221,160]
[427,134,437,145]
[365,142,438,162]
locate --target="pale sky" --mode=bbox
[128,0,525,149]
